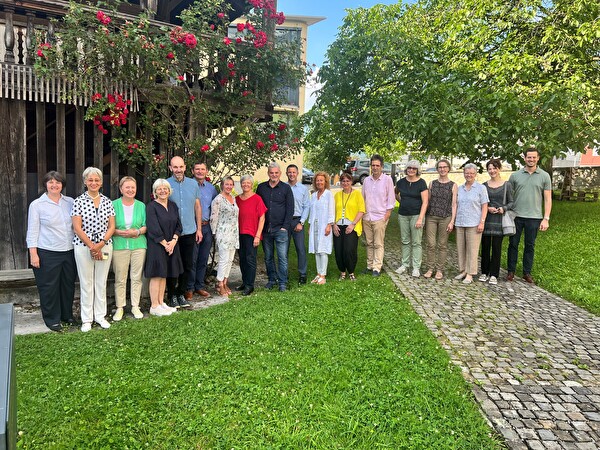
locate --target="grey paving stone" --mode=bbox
[384,245,600,450]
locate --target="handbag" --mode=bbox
[501,183,516,236]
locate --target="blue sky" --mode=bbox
[278,0,400,67]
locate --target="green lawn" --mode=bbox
[517,200,600,315]
[15,248,500,449]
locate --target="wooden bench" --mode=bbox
[557,190,599,202]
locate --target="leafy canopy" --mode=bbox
[304,0,600,169]
[35,0,308,180]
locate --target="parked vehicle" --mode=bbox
[342,159,394,185]
[302,167,315,184]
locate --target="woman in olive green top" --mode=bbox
[112,176,147,320]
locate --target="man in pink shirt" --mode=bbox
[362,154,396,276]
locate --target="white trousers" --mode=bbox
[216,246,236,282]
[74,244,113,324]
[315,253,328,276]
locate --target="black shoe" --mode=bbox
[279,284,287,292]
[169,295,181,309]
[362,268,373,274]
[298,276,307,285]
[242,287,254,296]
[372,270,381,277]
[265,281,276,290]
[178,295,191,308]
[63,318,79,327]
[48,323,63,332]
[236,284,246,291]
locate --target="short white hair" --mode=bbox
[152,178,172,196]
[82,167,103,184]
[240,174,254,184]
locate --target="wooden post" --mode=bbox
[74,107,85,194]
[3,7,15,63]
[36,103,47,179]
[26,13,35,65]
[56,104,66,175]
[93,126,103,171]
[0,99,27,269]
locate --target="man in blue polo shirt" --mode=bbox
[188,161,218,298]
[286,164,309,285]
[167,156,202,307]
[257,162,294,291]
[507,147,552,284]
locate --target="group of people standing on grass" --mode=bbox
[393,147,552,287]
[26,147,551,333]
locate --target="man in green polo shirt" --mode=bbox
[507,147,552,284]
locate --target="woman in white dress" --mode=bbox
[210,177,239,296]
[308,172,335,285]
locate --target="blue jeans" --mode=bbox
[507,217,541,275]
[288,218,307,277]
[189,223,213,291]
[262,229,289,287]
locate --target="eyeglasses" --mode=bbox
[437,166,449,170]
[407,167,418,170]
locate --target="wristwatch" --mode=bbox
[102,239,109,245]
[544,217,550,221]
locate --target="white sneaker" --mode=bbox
[131,306,144,319]
[411,268,420,278]
[81,322,92,332]
[160,303,176,314]
[478,274,489,282]
[150,306,166,316]
[395,265,407,274]
[96,318,111,329]
[488,276,498,285]
[112,307,124,321]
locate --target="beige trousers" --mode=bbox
[455,226,482,276]
[112,248,146,308]
[362,218,389,272]
[424,215,452,271]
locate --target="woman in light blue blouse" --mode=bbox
[454,164,489,284]
[26,171,76,332]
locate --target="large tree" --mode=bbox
[304,0,600,170]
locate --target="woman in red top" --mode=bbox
[236,175,267,295]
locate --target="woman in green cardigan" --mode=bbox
[112,176,147,320]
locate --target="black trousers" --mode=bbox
[238,234,257,288]
[333,226,359,274]
[167,233,196,296]
[33,249,76,326]
[481,235,504,278]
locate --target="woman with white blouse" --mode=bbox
[26,171,76,332]
[308,172,335,284]
[72,167,115,332]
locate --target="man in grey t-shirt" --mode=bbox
[506,147,552,284]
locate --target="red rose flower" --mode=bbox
[269,133,276,140]
[223,37,232,45]
[178,75,184,81]
[256,141,265,150]
[278,123,286,131]
[201,144,210,152]
[270,143,279,151]
[217,12,225,19]
[166,52,175,59]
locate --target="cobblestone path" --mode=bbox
[385,247,600,450]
